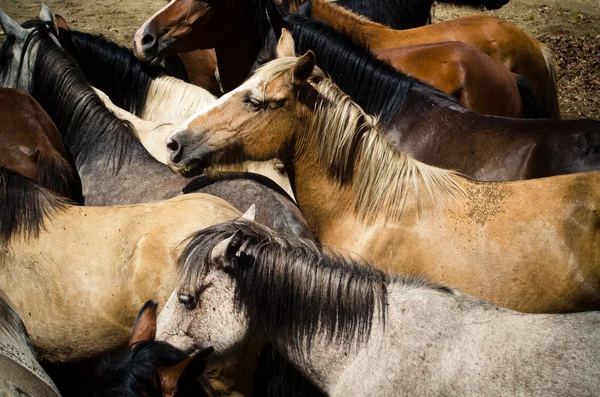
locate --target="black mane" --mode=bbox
[94,340,213,397]
[58,28,165,116]
[18,20,150,173]
[0,167,67,245]
[179,219,390,352]
[227,0,272,42]
[336,0,434,29]
[284,15,416,128]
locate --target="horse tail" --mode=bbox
[538,42,561,119]
[514,74,540,119]
[36,149,82,203]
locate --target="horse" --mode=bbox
[0,166,270,397]
[306,0,559,118]
[256,21,600,181]
[0,9,311,240]
[0,290,60,397]
[166,46,600,314]
[157,219,600,397]
[56,21,293,198]
[260,12,538,118]
[95,301,214,397]
[0,88,81,201]
[132,0,542,120]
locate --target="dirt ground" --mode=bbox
[0,0,598,119]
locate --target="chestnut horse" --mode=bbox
[133,0,541,119]
[307,0,559,118]
[166,50,600,314]
[0,88,81,201]
[255,22,600,182]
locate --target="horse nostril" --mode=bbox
[167,138,179,153]
[141,34,155,46]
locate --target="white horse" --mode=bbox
[157,218,600,397]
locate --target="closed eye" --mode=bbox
[244,97,262,110]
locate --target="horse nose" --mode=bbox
[167,135,184,165]
[141,27,159,55]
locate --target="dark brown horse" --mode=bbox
[132,0,539,118]
[0,88,81,201]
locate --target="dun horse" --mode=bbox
[157,219,600,397]
[0,88,81,201]
[166,45,600,314]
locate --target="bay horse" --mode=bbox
[0,88,81,201]
[256,22,600,181]
[0,10,311,239]
[95,301,214,397]
[166,49,600,314]
[0,290,60,397]
[0,166,264,397]
[132,0,540,120]
[158,219,600,397]
[306,0,559,118]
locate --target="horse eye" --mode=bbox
[178,294,197,310]
[244,97,262,110]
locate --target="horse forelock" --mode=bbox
[0,167,68,245]
[26,23,148,172]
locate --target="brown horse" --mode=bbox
[0,88,81,201]
[132,0,541,119]
[165,47,600,314]
[307,0,559,118]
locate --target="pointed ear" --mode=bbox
[241,204,256,222]
[276,28,295,58]
[210,230,244,268]
[39,4,55,26]
[0,8,28,41]
[129,301,158,348]
[159,347,215,396]
[293,50,315,82]
[55,14,70,33]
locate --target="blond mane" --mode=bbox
[254,57,465,223]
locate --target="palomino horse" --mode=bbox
[133,0,538,119]
[0,167,263,397]
[0,88,81,201]
[256,23,600,181]
[306,0,560,118]
[0,290,60,397]
[57,22,293,196]
[95,301,214,397]
[166,47,600,314]
[94,87,295,199]
[157,219,600,397]
[0,10,311,239]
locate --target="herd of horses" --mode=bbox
[0,0,599,395]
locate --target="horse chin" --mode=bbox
[170,159,208,178]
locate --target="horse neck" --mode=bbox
[311,0,419,46]
[141,76,217,123]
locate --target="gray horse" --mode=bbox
[157,216,600,397]
[0,291,60,397]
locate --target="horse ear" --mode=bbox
[293,50,316,82]
[55,14,70,33]
[296,1,312,17]
[129,301,158,348]
[266,0,291,40]
[211,231,244,268]
[241,204,256,222]
[39,4,55,26]
[0,8,28,41]
[276,28,295,58]
[159,347,215,396]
